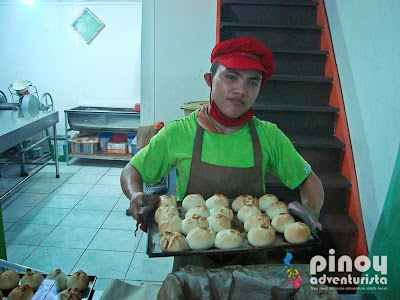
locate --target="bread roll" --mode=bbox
[185,205,210,219]
[7,284,34,300]
[158,215,183,234]
[21,269,44,292]
[209,205,234,221]
[58,287,82,300]
[237,204,262,223]
[247,224,276,247]
[182,214,208,235]
[160,231,188,252]
[205,194,229,210]
[47,268,68,291]
[232,195,258,212]
[284,222,311,244]
[271,213,295,233]
[67,270,89,292]
[214,229,243,249]
[159,194,177,207]
[244,213,270,232]
[265,201,289,220]
[186,227,216,250]
[259,194,279,212]
[207,214,231,233]
[0,269,20,291]
[154,204,179,223]
[182,194,205,212]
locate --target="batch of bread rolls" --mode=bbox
[0,268,90,300]
[155,193,312,253]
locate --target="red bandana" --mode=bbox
[208,100,254,127]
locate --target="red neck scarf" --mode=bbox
[208,100,254,127]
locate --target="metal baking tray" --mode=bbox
[0,259,96,299]
[147,202,321,257]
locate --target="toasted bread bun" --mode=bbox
[158,215,183,234]
[182,214,209,235]
[248,224,276,247]
[185,205,210,219]
[58,287,83,300]
[284,222,311,244]
[214,229,243,249]
[232,195,258,212]
[47,268,68,291]
[207,214,231,233]
[265,201,289,220]
[209,205,234,221]
[205,194,229,210]
[154,205,179,223]
[244,213,270,232]
[0,269,20,291]
[67,270,89,292]
[158,194,177,207]
[7,284,35,300]
[160,231,187,252]
[182,194,205,212]
[259,194,279,212]
[271,213,295,233]
[237,204,262,223]
[21,269,44,292]
[186,227,216,250]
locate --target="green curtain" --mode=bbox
[357,145,400,298]
[0,205,7,260]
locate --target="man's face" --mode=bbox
[210,65,262,119]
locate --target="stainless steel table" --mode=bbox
[0,110,59,259]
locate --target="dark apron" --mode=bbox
[173,119,268,271]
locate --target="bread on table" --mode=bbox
[214,229,243,249]
[259,194,279,212]
[265,201,289,220]
[154,204,179,223]
[158,194,177,207]
[248,224,276,247]
[271,213,295,233]
[186,227,216,250]
[237,204,262,223]
[185,205,210,219]
[207,214,231,233]
[67,270,89,292]
[205,194,229,210]
[158,215,183,234]
[160,231,188,252]
[182,214,209,236]
[46,268,68,291]
[244,213,270,232]
[58,287,82,300]
[232,195,258,212]
[21,269,44,292]
[7,284,35,300]
[182,194,205,212]
[0,269,20,291]
[284,222,311,244]
[209,205,234,221]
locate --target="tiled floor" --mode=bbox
[1,159,174,293]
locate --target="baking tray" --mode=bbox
[0,259,96,299]
[147,202,321,257]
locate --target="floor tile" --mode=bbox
[86,185,123,198]
[5,223,56,246]
[37,194,83,209]
[124,280,163,286]
[27,172,72,184]
[72,249,133,279]
[19,181,63,194]
[0,178,21,190]
[59,209,110,228]
[18,207,71,225]
[135,234,148,253]
[112,198,129,212]
[41,226,99,249]
[125,253,173,281]
[5,244,37,264]
[5,192,48,207]
[66,173,103,185]
[23,246,85,274]
[40,164,82,174]
[3,222,14,231]
[101,211,137,231]
[93,278,113,291]
[76,166,110,176]
[88,228,140,252]
[53,183,94,196]
[96,175,121,186]
[74,195,119,211]
[106,168,124,176]
[2,205,33,222]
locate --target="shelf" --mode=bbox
[69,152,133,161]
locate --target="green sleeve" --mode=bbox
[130,126,175,184]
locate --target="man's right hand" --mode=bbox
[129,192,146,220]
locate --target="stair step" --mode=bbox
[288,134,345,149]
[253,104,339,113]
[220,22,323,50]
[272,50,328,76]
[222,0,315,4]
[221,1,318,26]
[258,76,333,106]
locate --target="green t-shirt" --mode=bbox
[130,111,311,200]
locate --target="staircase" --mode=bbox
[218,0,367,266]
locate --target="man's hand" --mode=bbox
[129,192,146,220]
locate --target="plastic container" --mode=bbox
[99,133,112,152]
[127,136,135,148]
[131,136,140,155]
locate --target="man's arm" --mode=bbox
[298,171,324,220]
[120,163,146,220]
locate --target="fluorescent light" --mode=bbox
[22,0,35,4]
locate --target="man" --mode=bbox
[121,36,324,267]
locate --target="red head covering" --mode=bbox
[211,36,274,85]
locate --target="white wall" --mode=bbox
[0,1,142,135]
[325,0,400,246]
[140,0,217,125]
